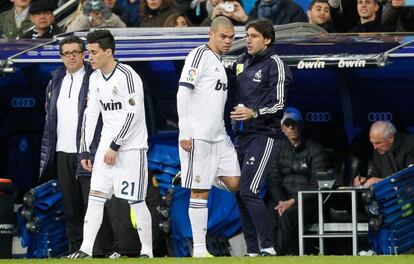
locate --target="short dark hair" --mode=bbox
[59,36,85,54]
[245,19,275,46]
[86,29,115,54]
[308,0,330,10]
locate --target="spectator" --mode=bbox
[267,107,328,255]
[249,0,307,25]
[382,0,414,32]
[139,0,179,27]
[230,18,292,257]
[164,12,192,26]
[104,0,141,27]
[349,0,385,32]
[328,0,359,32]
[20,0,62,39]
[0,0,32,38]
[66,0,126,33]
[353,121,414,187]
[187,0,209,25]
[307,0,334,32]
[200,0,250,26]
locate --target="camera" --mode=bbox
[220,2,235,12]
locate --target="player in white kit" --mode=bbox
[67,30,153,258]
[177,16,241,258]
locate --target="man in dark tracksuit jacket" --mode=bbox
[267,107,328,255]
[230,19,292,256]
[39,36,106,254]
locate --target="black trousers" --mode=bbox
[56,152,113,255]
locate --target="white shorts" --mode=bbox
[90,148,148,201]
[179,136,240,189]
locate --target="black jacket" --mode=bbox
[267,137,329,204]
[249,0,307,25]
[349,18,386,33]
[230,46,292,138]
[369,132,414,179]
[19,24,62,39]
[39,63,99,180]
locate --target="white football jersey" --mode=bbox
[178,45,228,142]
[80,62,148,153]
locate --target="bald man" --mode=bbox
[177,16,240,257]
[353,121,414,187]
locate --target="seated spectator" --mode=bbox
[249,0,307,25]
[267,107,329,255]
[382,0,414,32]
[0,0,32,38]
[187,0,209,25]
[66,0,126,32]
[20,0,62,39]
[349,0,385,32]
[104,0,141,27]
[307,0,335,32]
[200,0,249,26]
[139,0,179,27]
[353,121,414,187]
[164,12,192,26]
[328,0,359,32]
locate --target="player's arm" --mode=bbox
[109,66,144,152]
[79,75,101,170]
[177,48,205,151]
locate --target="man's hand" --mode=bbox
[353,175,367,187]
[180,139,192,152]
[392,0,405,8]
[81,159,93,172]
[364,177,382,187]
[222,2,248,23]
[104,148,117,166]
[230,106,255,121]
[275,199,295,216]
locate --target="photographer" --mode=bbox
[66,0,125,32]
[382,0,414,32]
[200,0,250,26]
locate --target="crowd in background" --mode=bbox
[0,0,413,39]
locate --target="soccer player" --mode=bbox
[177,16,241,258]
[230,18,292,256]
[67,29,153,258]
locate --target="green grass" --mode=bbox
[1,256,414,264]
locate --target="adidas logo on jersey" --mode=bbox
[246,156,255,165]
[100,100,122,111]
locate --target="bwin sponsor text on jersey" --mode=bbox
[100,100,123,111]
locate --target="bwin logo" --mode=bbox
[214,79,227,91]
[100,100,122,111]
[306,112,331,122]
[368,112,393,122]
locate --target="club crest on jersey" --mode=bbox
[187,68,197,82]
[194,176,201,183]
[100,100,122,111]
[253,70,262,82]
[236,64,244,76]
[112,86,118,95]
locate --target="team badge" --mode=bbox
[195,176,201,183]
[112,86,118,95]
[129,98,135,106]
[253,70,262,82]
[236,64,244,76]
[186,68,197,82]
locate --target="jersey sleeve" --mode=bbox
[178,46,207,90]
[110,64,144,151]
[80,73,101,158]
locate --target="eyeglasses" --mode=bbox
[61,50,83,58]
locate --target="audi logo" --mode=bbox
[368,112,393,122]
[11,97,36,108]
[305,112,331,122]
